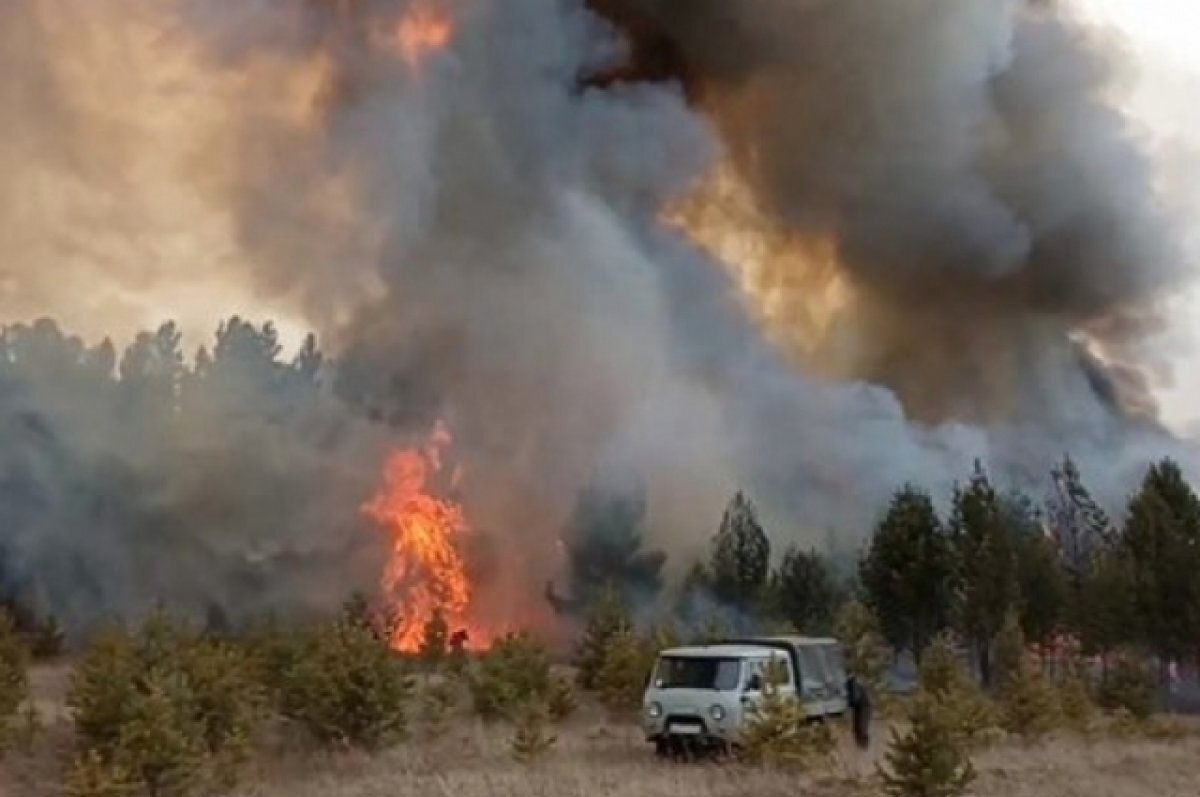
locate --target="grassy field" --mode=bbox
[6,664,1200,797]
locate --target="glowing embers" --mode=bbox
[390,2,455,69]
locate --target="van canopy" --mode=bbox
[718,636,847,701]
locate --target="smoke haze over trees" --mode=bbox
[1,0,1200,633]
[0,318,387,633]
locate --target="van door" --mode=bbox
[821,643,849,714]
[795,645,830,716]
[741,655,794,712]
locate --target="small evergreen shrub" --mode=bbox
[573,588,632,691]
[595,628,652,718]
[918,634,996,745]
[1058,670,1096,734]
[417,679,458,739]
[879,695,976,797]
[991,612,1025,694]
[278,618,414,749]
[67,612,266,794]
[737,662,835,770]
[418,609,450,669]
[510,701,556,764]
[63,749,136,797]
[111,674,205,797]
[997,662,1061,740]
[1097,652,1155,721]
[836,600,891,714]
[471,632,552,721]
[547,673,578,722]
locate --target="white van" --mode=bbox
[640,637,848,755]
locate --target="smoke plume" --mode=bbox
[0,0,1197,631]
[590,0,1191,423]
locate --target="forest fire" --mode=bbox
[361,420,491,652]
[664,162,855,377]
[391,2,455,69]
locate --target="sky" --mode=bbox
[1072,0,1200,436]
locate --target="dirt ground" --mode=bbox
[5,663,1200,797]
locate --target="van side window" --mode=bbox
[744,659,764,691]
[767,657,792,686]
[797,647,825,698]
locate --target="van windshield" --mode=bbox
[653,657,742,691]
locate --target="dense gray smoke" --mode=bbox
[0,0,1196,633]
[589,0,1191,424]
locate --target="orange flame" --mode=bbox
[392,3,455,69]
[362,420,487,652]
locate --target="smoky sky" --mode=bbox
[588,0,1192,424]
[0,0,1197,630]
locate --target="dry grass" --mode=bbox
[4,664,1200,797]
[217,720,1200,797]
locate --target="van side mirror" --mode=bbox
[745,674,763,692]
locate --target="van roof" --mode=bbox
[657,644,788,659]
[750,635,840,646]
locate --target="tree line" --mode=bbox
[862,456,1200,687]
[0,317,388,636]
[556,454,1200,688]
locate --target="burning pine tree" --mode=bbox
[361,420,488,652]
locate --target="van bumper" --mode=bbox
[644,716,734,749]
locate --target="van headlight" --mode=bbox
[709,704,726,721]
[646,702,663,719]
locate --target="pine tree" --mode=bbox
[572,585,633,691]
[674,561,714,628]
[1057,669,1095,734]
[991,611,1025,694]
[1120,459,1200,675]
[113,675,205,797]
[950,462,1019,688]
[993,615,1061,740]
[1046,456,1114,585]
[1097,650,1155,721]
[836,600,890,707]
[710,492,771,615]
[470,632,552,721]
[418,607,450,668]
[1014,525,1067,655]
[596,628,652,718]
[340,593,380,640]
[918,634,995,744]
[997,666,1061,741]
[690,611,732,645]
[546,673,578,722]
[510,701,556,763]
[1077,546,1136,664]
[861,485,956,661]
[771,546,839,634]
[919,635,972,698]
[879,696,976,797]
[738,660,834,769]
[554,476,666,613]
[280,618,415,749]
[645,619,682,652]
